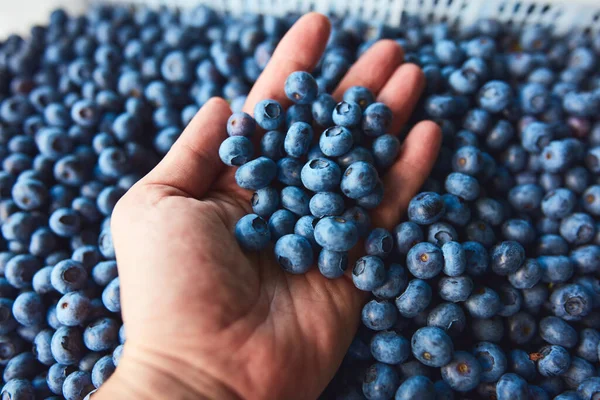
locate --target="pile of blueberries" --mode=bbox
[226,71,397,276]
[0,3,598,400]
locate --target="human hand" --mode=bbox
[96,13,441,400]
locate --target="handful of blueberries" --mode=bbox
[0,2,600,399]
[222,71,398,280]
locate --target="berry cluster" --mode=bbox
[0,2,598,400]
[323,20,600,400]
[0,4,299,399]
[224,71,397,277]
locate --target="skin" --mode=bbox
[96,13,441,400]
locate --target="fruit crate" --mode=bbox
[1,0,599,39]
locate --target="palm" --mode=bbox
[113,184,363,399]
[110,13,442,400]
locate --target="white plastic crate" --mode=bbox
[0,0,599,39]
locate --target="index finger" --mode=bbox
[242,13,331,115]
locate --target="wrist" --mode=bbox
[93,343,241,400]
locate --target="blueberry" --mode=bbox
[395,375,435,400]
[340,161,379,199]
[507,311,537,344]
[300,158,342,192]
[336,146,375,170]
[446,172,481,201]
[438,275,473,303]
[407,242,443,279]
[502,219,536,245]
[539,316,578,348]
[535,345,571,377]
[473,341,507,383]
[395,279,432,318]
[56,291,91,326]
[331,101,362,128]
[507,183,543,213]
[576,328,600,363]
[314,217,358,252]
[541,188,576,219]
[235,157,277,190]
[496,373,528,400]
[434,39,463,65]
[478,80,512,113]
[276,157,302,187]
[317,249,348,279]
[362,363,399,400]
[62,370,94,400]
[370,331,409,365]
[250,187,279,218]
[258,131,285,162]
[284,71,318,104]
[582,185,600,216]
[408,192,445,225]
[352,256,385,291]
[254,99,283,130]
[280,186,310,216]
[343,86,375,110]
[427,302,466,337]
[563,357,595,391]
[550,283,593,321]
[274,234,313,274]
[5,254,41,289]
[465,287,502,319]
[372,264,407,300]
[311,93,337,127]
[112,344,124,367]
[49,208,81,237]
[452,145,483,176]
[268,210,296,241]
[449,67,480,94]
[1,379,35,399]
[285,104,312,127]
[560,213,596,245]
[83,318,119,352]
[11,178,48,211]
[424,95,456,118]
[91,355,115,388]
[362,102,392,137]
[425,222,456,247]
[51,326,84,366]
[442,194,471,226]
[284,122,313,158]
[490,240,525,276]
[319,126,354,158]
[411,326,453,367]
[12,292,44,327]
[362,228,392,259]
[309,192,344,218]
[361,299,397,331]
[440,241,466,277]
[219,136,254,167]
[101,278,120,314]
[293,215,317,248]
[508,258,542,289]
[369,134,401,170]
[98,228,115,260]
[555,391,585,400]
[441,351,482,392]
[51,260,87,294]
[578,377,600,400]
